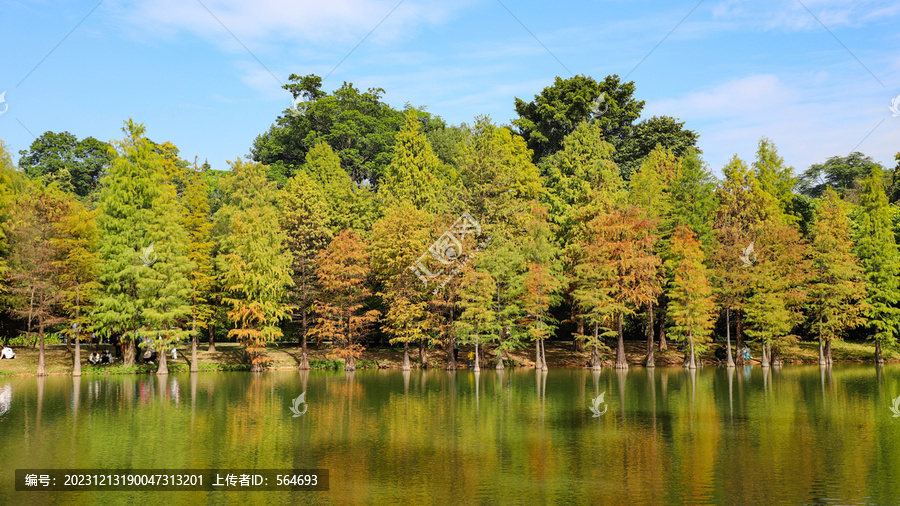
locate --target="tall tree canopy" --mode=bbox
[251,74,408,184]
[513,74,644,163]
[18,131,112,198]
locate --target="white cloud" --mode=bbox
[646,73,900,173]
[117,0,471,50]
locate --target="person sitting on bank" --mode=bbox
[143,347,156,364]
[100,350,110,364]
[0,346,15,359]
[742,346,752,361]
[88,351,100,364]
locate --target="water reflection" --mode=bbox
[0,366,898,504]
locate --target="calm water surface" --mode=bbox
[1,365,899,505]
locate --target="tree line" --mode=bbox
[1,73,898,375]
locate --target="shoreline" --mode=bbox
[0,339,895,377]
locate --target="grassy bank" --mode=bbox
[0,339,896,376]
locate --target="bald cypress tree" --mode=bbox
[854,166,900,364]
[666,225,716,369]
[379,111,443,213]
[280,171,332,369]
[216,159,293,372]
[807,187,867,365]
[95,120,166,367]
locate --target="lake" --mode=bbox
[1,365,899,504]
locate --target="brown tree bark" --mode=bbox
[734,311,744,366]
[124,338,136,367]
[644,302,655,367]
[157,345,169,375]
[657,300,667,352]
[875,339,884,365]
[419,339,427,368]
[190,315,199,373]
[824,338,833,365]
[725,308,735,368]
[574,316,585,352]
[37,322,47,376]
[446,305,457,370]
[299,327,310,371]
[401,341,411,371]
[615,312,628,369]
[208,324,216,352]
[591,322,601,370]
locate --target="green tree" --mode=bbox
[181,163,216,372]
[302,142,380,234]
[370,203,435,369]
[853,166,900,364]
[6,183,68,375]
[665,225,716,369]
[710,156,767,366]
[215,159,294,372]
[615,116,700,180]
[18,131,112,198]
[251,74,406,184]
[799,151,883,200]
[517,202,563,370]
[94,120,168,367]
[743,210,809,367]
[807,187,867,364]
[455,268,497,372]
[279,171,333,369]
[312,230,380,371]
[379,110,444,213]
[513,74,644,163]
[139,172,194,375]
[753,138,797,219]
[52,197,100,375]
[628,147,679,363]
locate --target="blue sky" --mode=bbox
[1,0,898,176]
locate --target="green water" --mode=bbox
[1,365,900,504]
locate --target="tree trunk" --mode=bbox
[299,330,310,371]
[73,300,82,376]
[657,302,667,351]
[615,312,628,369]
[644,302,655,367]
[345,354,356,371]
[725,308,734,368]
[541,339,549,371]
[591,322,601,371]
[473,336,480,372]
[495,346,505,370]
[875,339,884,365]
[73,338,82,377]
[37,322,47,376]
[824,338,833,365]
[124,338,135,367]
[402,341,411,371]
[419,339,427,368]
[771,346,782,367]
[208,323,216,352]
[761,342,769,368]
[734,310,744,366]
[818,318,826,366]
[157,346,169,375]
[687,331,697,369]
[190,316,199,373]
[446,306,457,370]
[574,317,585,352]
